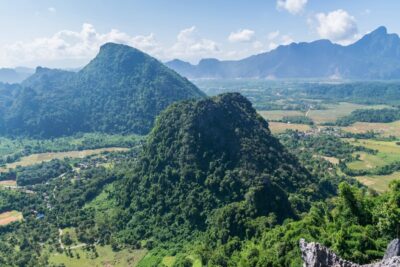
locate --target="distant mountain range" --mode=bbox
[166,26,400,79]
[0,43,205,137]
[0,67,34,83]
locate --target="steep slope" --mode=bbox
[166,26,400,79]
[2,43,205,137]
[117,93,325,242]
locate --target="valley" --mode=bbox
[195,79,400,193]
[2,1,400,266]
[0,46,398,267]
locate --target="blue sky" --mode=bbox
[0,0,399,67]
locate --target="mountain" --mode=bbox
[116,93,330,243]
[166,26,400,79]
[0,67,34,83]
[0,43,205,137]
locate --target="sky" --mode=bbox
[0,0,399,68]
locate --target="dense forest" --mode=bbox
[0,93,398,267]
[114,93,329,243]
[0,43,205,138]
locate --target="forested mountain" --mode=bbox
[115,93,336,244]
[166,26,400,79]
[0,43,205,138]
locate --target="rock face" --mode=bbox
[300,239,400,267]
[383,239,400,259]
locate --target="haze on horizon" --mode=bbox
[0,0,399,68]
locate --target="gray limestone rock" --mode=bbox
[300,239,400,267]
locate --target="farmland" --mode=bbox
[356,172,400,193]
[48,245,147,267]
[342,121,400,137]
[260,102,391,125]
[267,121,312,134]
[0,147,129,173]
[346,139,400,170]
[0,180,17,187]
[0,210,23,225]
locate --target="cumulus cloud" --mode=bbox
[228,29,255,43]
[315,9,359,44]
[168,26,219,60]
[277,0,307,15]
[0,23,161,67]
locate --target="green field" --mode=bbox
[307,102,388,124]
[260,102,389,125]
[342,120,400,137]
[49,245,147,267]
[161,256,176,266]
[0,147,129,173]
[356,172,400,193]
[346,139,400,170]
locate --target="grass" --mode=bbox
[346,139,400,170]
[259,102,389,127]
[0,210,23,225]
[267,122,312,134]
[61,227,79,245]
[84,183,117,212]
[48,245,147,267]
[161,256,176,266]
[342,139,400,191]
[342,120,400,137]
[356,172,400,193]
[0,133,141,158]
[307,102,389,124]
[0,147,129,173]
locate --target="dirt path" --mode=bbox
[58,228,87,250]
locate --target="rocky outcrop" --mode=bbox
[300,239,400,267]
[383,239,400,260]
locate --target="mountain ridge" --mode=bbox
[166,26,400,79]
[0,43,205,137]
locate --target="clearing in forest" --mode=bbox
[49,245,147,267]
[0,147,129,173]
[0,210,23,225]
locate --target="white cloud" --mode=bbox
[277,0,307,15]
[280,34,294,44]
[268,30,280,40]
[0,23,161,67]
[228,29,255,43]
[48,7,56,13]
[266,30,293,50]
[315,9,359,44]
[252,41,264,50]
[168,26,219,60]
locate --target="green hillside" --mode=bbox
[1,43,205,138]
[115,93,333,246]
